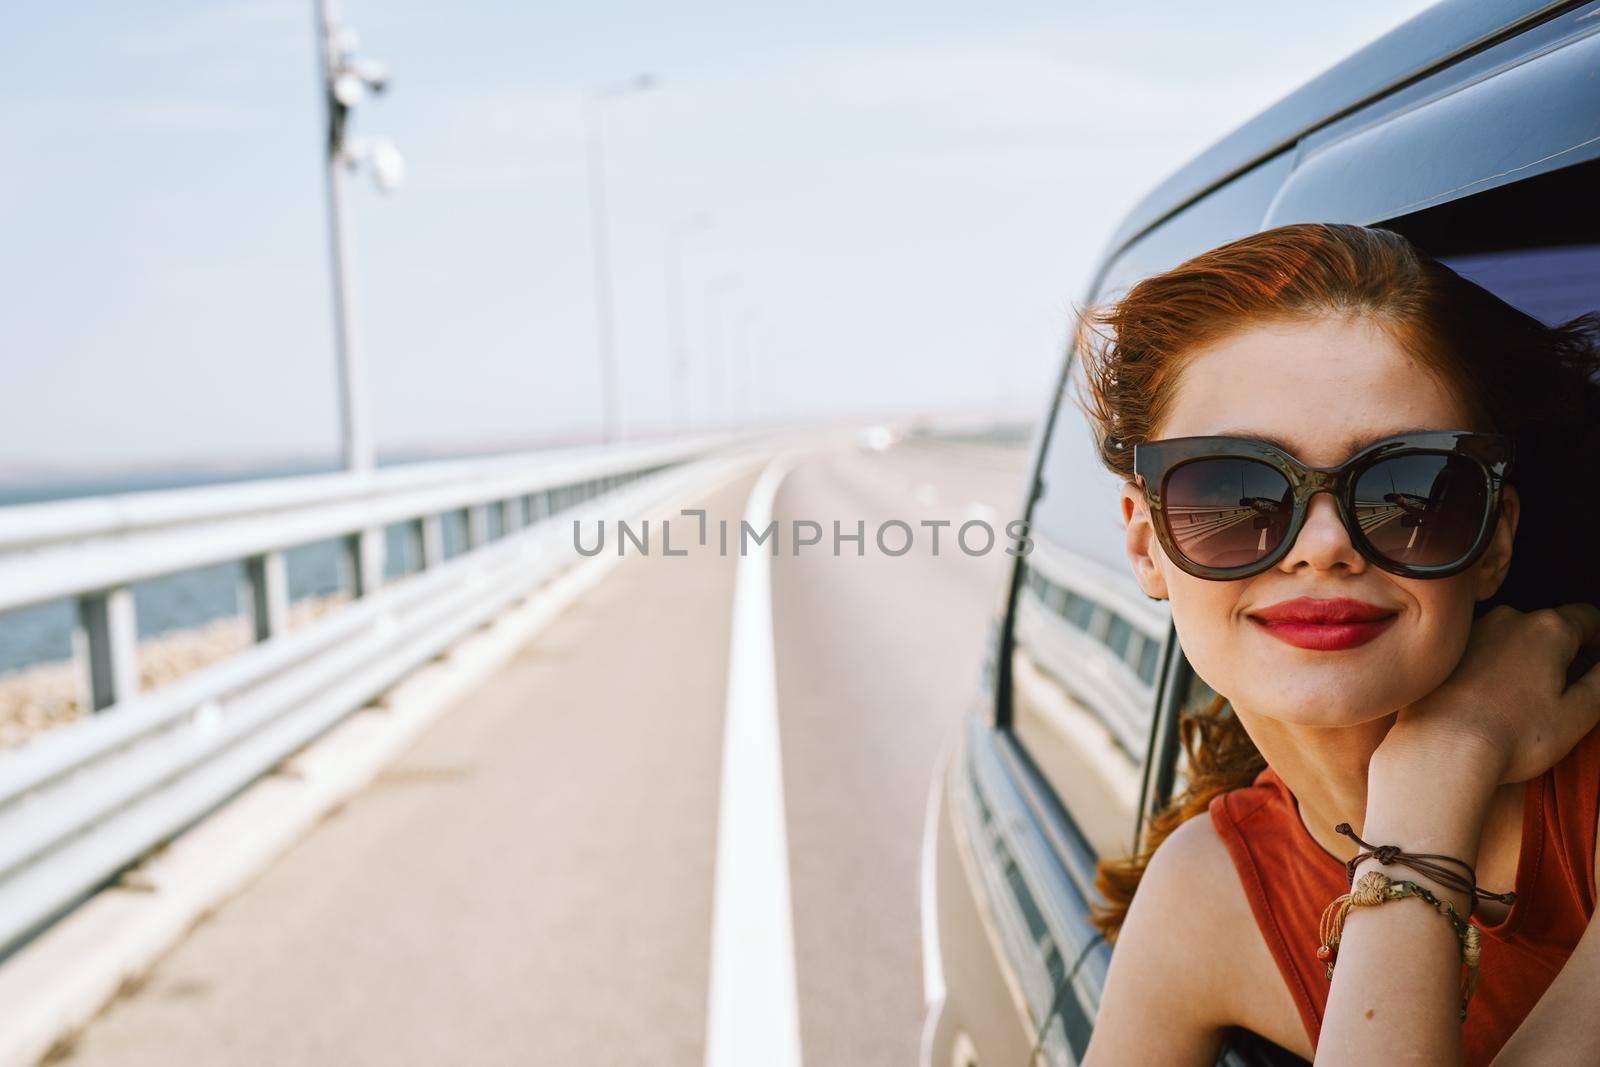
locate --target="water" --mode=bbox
[0,459,501,677]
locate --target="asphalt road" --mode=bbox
[54,438,1029,1067]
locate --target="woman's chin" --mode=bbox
[1185,624,1461,729]
[1228,633,1436,724]
[1247,700,1396,729]
[1233,670,1433,728]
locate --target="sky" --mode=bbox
[0,0,1439,477]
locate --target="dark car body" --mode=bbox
[919,2,1600,1063]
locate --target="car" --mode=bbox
[918,2,1600,1064]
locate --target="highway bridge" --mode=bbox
[0,425,1028,1066]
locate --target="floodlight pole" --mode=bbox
[313,0,400,600]
[315,0,371,474]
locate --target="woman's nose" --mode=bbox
[1279,491,1366,574]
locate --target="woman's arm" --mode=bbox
[1085,815,1300,1066]
[1491,880,1600,1064]
[1314,737,1499,1065]
[1316,604,1600,1066]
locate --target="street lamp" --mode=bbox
[314,0,401,599]
[314,0,403,475]
[586,73,656,445]
[667,212,713,434]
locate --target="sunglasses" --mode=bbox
[1130,429,1514,581]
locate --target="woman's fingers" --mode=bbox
[1547,603,1600,660]
[1564,655,1600,713]
[1553,605,1600,717]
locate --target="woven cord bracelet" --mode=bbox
[1332,822,1516,917]
[1317,870,1482,1021]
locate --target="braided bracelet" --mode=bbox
[1317,870,1481,1021]
[1333,822,1516,917]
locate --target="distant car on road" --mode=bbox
[919,2,1600,1063]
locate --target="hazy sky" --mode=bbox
[0,0,1437,474]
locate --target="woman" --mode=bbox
[1074,223,1600,1065]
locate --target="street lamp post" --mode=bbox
[667,212,713,434]
[735,310,756,425]
[313,0,402,596]
[705,273,741,429]
[585,74,655,445]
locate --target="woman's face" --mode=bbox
[1119,313,1520,727]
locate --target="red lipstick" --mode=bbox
[1247,596,1398,651]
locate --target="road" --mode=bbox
[53,438,1029,1067]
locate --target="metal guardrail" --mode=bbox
[0,435,737,710]
[0,433,757,958]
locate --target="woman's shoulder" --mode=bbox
[1132,816,1270,994]
[1096,816,1245,1035]
[1112,812,1310,1053]
[1147,807,1239,886]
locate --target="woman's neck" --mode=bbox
[1233,704,1527,916]
[1233,706,1395,862]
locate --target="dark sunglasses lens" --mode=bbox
[1352,453,1488,568]
[1163,458,1294,570]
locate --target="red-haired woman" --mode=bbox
[1075,223,1600,1065]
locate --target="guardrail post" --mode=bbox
[501,499,523,534]
[346,527,386,597]
[244,552,289,641]
[466,504,490,549]
[75,587,138,711]
[416,514,444,568]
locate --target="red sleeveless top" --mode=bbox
[1210,724,1600,1065]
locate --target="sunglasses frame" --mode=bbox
[1130,429,1515,581]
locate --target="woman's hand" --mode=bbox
[1381,603,1600,786]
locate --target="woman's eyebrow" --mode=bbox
[1210,426,1438,455]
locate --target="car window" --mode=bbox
[1383,157,1600,328]
[1008,368,1168,858]
[1006,157,1291,859]
[1441,244,1600,328]
[1143,653,1224,826]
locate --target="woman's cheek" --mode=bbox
[1165,600,1241,700]
[1397,582,1479,696]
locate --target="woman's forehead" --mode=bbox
[1157,316,1472,463]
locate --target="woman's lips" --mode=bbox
[1247,597,1399,651]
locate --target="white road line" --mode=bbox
[918,737,948,1010]
[704,456,803,1067]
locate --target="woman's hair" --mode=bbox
[1073,222,1600,941]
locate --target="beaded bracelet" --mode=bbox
[1317,870,1481,1022]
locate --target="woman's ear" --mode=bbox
[1473,482,1520,601]
[1120,481,1170,601]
